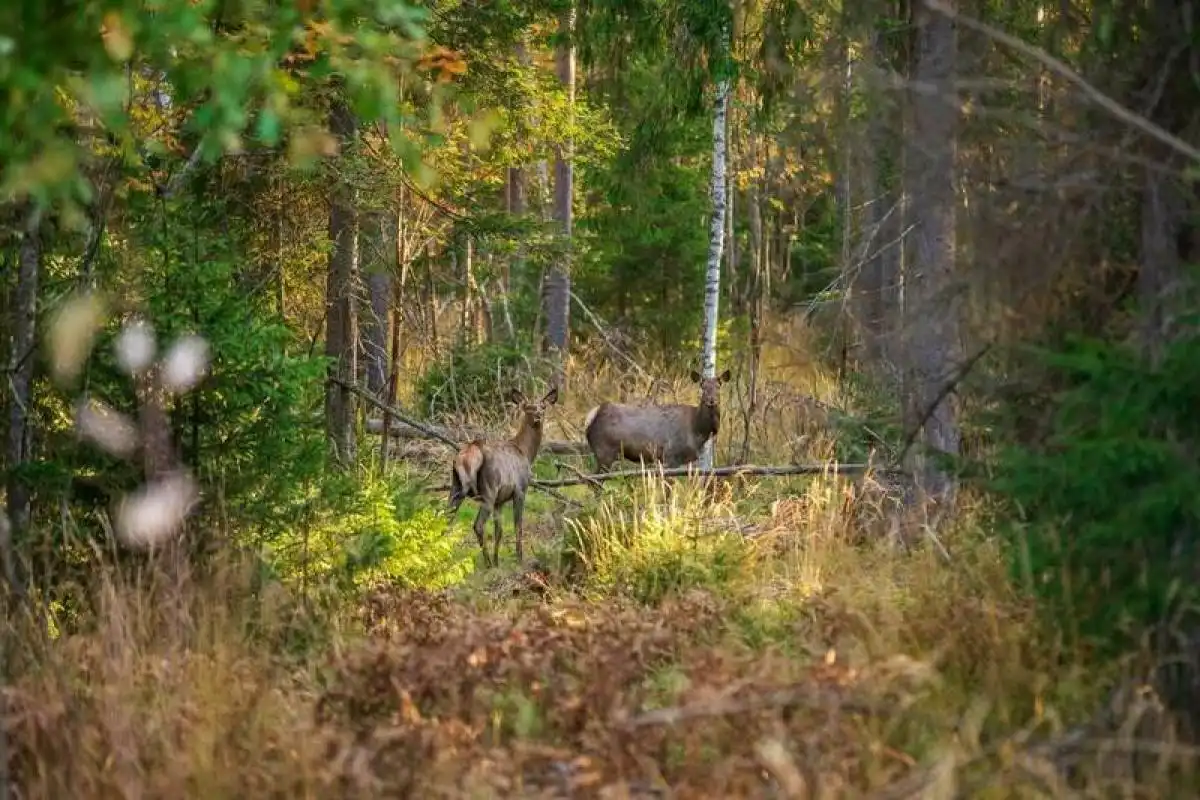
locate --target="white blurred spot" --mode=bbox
[75,398,138,458]
[114,471,200,549]
[161,335,210,394]
[49,292,107,385]
[115,319,157,376]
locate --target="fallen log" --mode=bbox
[425,462,899,493]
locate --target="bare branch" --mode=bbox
[328,377,461,448]
[924,0,1200,164]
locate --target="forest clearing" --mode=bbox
[4,0,1200,797]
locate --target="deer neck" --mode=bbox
[511,419,543,462]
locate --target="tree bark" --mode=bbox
[324,97,360,467]
[4,205,42,595]
[858,25,901,368]
[1138,0,1196,363]
[699,45,732,471]
[543,4,576,376]
[380,208,405,474]
[902,0,960,498]
[361,211,392,397]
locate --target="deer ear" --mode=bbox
[542,387,559,405]
[689,370,701,383]
[509,389,526,405]
[718,369,732,383]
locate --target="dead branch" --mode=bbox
[554,460,604,491]
[425,462,896,493]
[923,0,1200,164]
[329,377,460,448]
[620,685,888,730]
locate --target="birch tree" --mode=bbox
[699,18,733,471]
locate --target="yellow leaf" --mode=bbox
[411,161,438,191]
[467,110,500,150]
[49,292,108,386]
[288,127,338,164]
[101,11,134,62]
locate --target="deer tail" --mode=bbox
[449,442,484,511]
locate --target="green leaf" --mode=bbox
[255,107,282,145]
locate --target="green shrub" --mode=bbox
[989,326,1200,652]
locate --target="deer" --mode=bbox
[447,386,558,568]
[583,369,731,472]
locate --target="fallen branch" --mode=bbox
[329,377,460,448]
[620,684,887,730]
[426,462,895,493]
[923,0,1200,164]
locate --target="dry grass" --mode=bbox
[5,323,1196,798]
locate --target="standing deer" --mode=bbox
[448,387,558,568]
[583,369,731,471]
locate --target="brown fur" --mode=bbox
[447,387,558,568]
[584,369,730,471]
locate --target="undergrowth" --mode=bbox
[5,321,1196,797]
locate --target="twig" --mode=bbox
[156,143,207,199]
[554,460,603,491]
[894,343,993,469]
[569,290,653,381]
[426,462,896,492]
[924,0,1200,163]
[621,685,887,729]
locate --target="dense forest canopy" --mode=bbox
[4,0,1200,795]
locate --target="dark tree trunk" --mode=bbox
[902,0,960,498]
[4,206,42,595]
[543,5,575,374]
[324,97,360,467]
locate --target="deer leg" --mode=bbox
[493,516,503,561]
[512,492,526,564]
[491,506,503,568]
[473,503,493,568]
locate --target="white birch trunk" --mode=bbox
[699,70,731,471]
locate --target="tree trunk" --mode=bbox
[902,0,960,498]
[1138,0,1196,363]
[543,4,575,375]
[726,93,740,316]
[324,97,360,467]
[4,205,42,595]
[501,166,523,342]
[699,48,732,471]
[381,209,407,474]
[857,25,900,368]
[361,211,392,398]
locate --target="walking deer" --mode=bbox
[583,369,731,472]
[448,387,558,568]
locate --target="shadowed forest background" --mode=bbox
[4,0,1200,795]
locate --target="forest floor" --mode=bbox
[3,322,1179,797]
